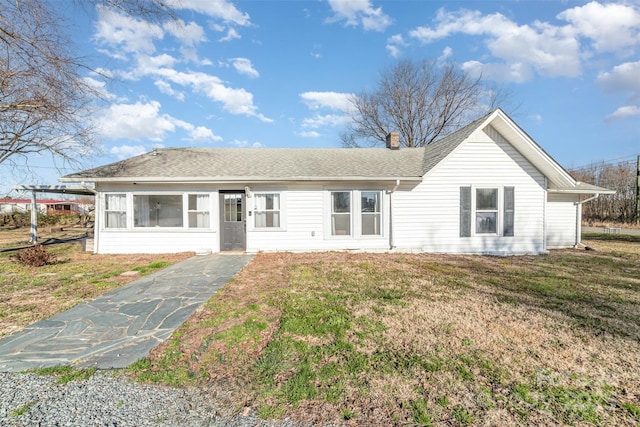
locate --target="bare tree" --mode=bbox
[0,0,173,169]
[571,160,637,224]
[342,59,508,148]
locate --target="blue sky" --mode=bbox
[2,0,639,196]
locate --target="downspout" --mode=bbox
[388,179,400,250]
[574,193,600,249]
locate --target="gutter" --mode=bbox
[574,193,600,249]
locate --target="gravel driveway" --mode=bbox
[0,371,308,427]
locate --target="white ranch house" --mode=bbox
[60,109,612,255]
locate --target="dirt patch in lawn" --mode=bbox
[0,243,193,337]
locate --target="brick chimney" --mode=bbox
[386,132,400,150]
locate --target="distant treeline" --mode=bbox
[570,160,638,224]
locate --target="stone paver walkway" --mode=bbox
[0,253,253,372]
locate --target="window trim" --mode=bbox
[325,189,384,239]
[187,193,211,229]
[474,187,499,235]
[253,192,283,230]
[460,185,515,238]
[102,192,216,231]
[104,193,127,230]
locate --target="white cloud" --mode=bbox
[229,139,263,148]
[83,77,117,100]
[386,34,406,58]
[219,27,241,42]
[302,114,351,129]
[94,5,163,55]
[462,60,534,83]
[163,19,206,47]
[606,105,640,122]
[97,101,178,141]
[439,46,453,61]
[166,0,251,26]
[299,131,321,138]
[154,80,185,101]
[110,145,148,159]
[529,114,543,124]
[189,126,222,142]
[326,0,392,32]
[231,58,259,78]
[409,8,582,81]
[597,61,640,101]
[558,2,640,55]
[147,68,271,122]
[300,91,353,111]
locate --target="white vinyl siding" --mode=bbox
[246,184,389,253]
[546,193,579,248]
[393,126,546,254]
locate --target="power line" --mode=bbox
[569,154,638,172]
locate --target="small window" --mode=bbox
[134,194,183,227]
[224,194,243,222]
[475,188,498,234]
[254,194,280,228]
[331,191,351,236]
[105,194,126,228]
[188,194,210,228]
[361,191,381,236]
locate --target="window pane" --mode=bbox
[224,194,243,222]
[105,194,126,229]
[105,194,125,211]
[332,192,350,213]
[332,213,350,235]
[476,212,497,234]
[362,214,380,235]
[134,195,183,227]
[106,212,126,228]
[361,191,380,213]
[189,211,210,228]
[188,195,210,228]
[476,188,498,210]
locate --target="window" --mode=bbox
[459,186,515,237]
[105,194,126,228]
[254,193,280,228]
[134,194,183,227]
[361,191,381,236]
[223,194,243,222]
[331,191,351,235]
[475,188,498,234]
[188,194,210,228]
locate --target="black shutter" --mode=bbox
[504,186,514,237]
[460,186,471,237]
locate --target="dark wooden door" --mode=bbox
[220,192,245,251]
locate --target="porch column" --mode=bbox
[30,190,38,243]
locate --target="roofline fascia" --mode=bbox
[58,176,424,184]
[548,188,616,195]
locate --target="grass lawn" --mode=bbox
[132,236,640,426]
[0,238,193,338]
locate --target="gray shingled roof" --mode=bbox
[63,147,431,182]
[62,114,493,183]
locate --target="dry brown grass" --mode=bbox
[0,242,192,337]
[139,243,640,426]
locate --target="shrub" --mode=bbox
[11,244,58,267]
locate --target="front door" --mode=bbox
[220,192,246,251]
